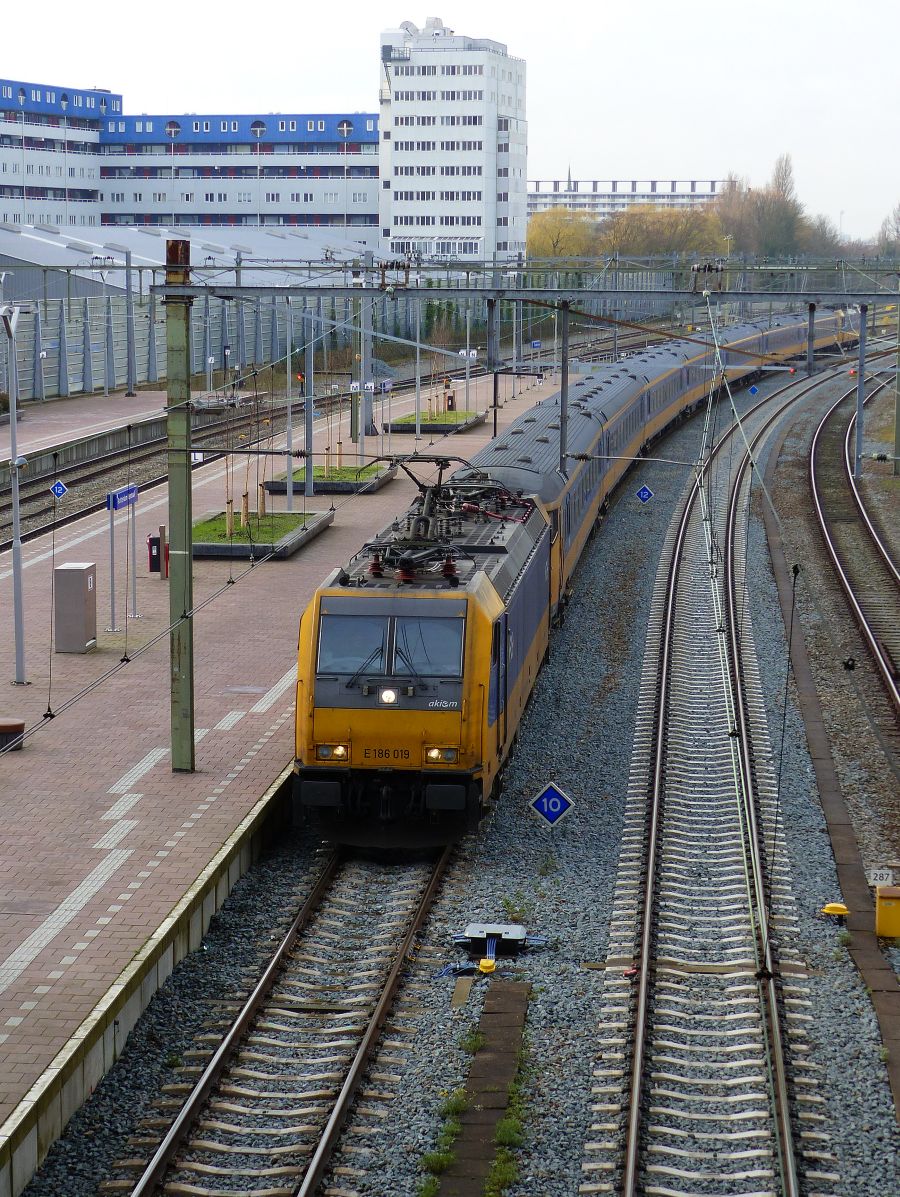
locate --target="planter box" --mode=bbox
[383,411,487,436]
[192,509,334,560]
[264,465,397,496]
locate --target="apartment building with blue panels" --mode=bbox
[0,75,378,243]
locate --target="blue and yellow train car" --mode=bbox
[293,313,851,843]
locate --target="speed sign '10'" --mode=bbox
[529,782,574,828]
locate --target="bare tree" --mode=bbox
[877,201,900,253]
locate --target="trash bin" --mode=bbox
[54,562,97,653]
[147,535,169,577]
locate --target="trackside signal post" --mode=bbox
[166,239,195,771]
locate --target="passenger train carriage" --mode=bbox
[293,313,851,844]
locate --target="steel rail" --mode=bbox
[844,407,900,586]
[810,384,900,712]
[620,367,838,1195]
[724,413,810,1197]
[128,849,343,1197]
[294,842,453,1196]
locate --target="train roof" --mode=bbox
[462,317,800,503]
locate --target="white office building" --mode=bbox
[378,17,527,261]
[528,177,722,221]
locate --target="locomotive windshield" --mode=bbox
[317,615,388,675]
[395,617,464,678]
[316,613,464,679]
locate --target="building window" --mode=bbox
[203,121,210,132]
[133,191,142,201]
[279,120,286,131]
[204,191,214,202]
[231,121,238,131]
[324,191,338,203]
[289,120,296,131]
[238,191,252,202]
[352,191,366,203]
[317,120,325,131]
[366,119,374,131]
[265,191,280,202]
[153,191,166,202]
[118,121,125,132]
[307,120,314,131]
[221,121,228,132]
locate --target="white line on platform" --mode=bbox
[101,793,143,821]
[0,850,133,996]
[93,820,138,850]
[214,711,246,731]
[108,747,169,795]
[249,668,297,714]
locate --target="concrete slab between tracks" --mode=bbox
[0,766,289,1197]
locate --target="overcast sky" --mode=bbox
[6,1,898,240]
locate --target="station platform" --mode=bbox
[0,369,555,1196]
[0,390,170,464]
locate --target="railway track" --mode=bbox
[114,846,450,1197]
[810,384,900,714]
[581,371,848,1195]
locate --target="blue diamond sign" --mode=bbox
[636,484,654,504]
[529,782,573,828]
[749,385,759,395]
[50,480,68,499]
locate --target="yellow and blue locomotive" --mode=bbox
[293,313,850,843]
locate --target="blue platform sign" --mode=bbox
[529,782,573,828]
[106,484,138,511]
[749,385,759,395]
[50,480,68,499]
[531,340,542,349]
[636,484,654,504]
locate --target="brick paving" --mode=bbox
[0,369,556,1125]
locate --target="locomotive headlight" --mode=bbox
[379,687,399,705]
[316,743,349,761]
[425,746,458,764]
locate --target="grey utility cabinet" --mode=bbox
[54,562,97,653]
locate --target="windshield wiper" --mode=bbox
[345,645,383,689]
[395,643,427,688]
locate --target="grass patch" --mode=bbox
[284,463,384,482]
[192,512,311,544]
[392,409,478,425]
[838,929,852,947]
[459,1027,486,1054]
[440,1088,468,1118]
[417,1088,467,1187]
[484,1146,518,1196]
[421,1148,454,1174]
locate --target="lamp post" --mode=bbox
[2,302,28,684]
[165,120,181,226]
[250,120,266,226]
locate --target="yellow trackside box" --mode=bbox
[875,886,900,937]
